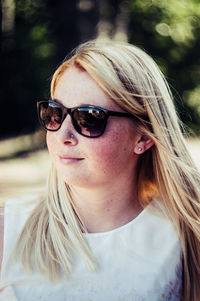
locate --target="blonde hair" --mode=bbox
[14,40,200,299]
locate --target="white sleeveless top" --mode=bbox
[0,194,182,301]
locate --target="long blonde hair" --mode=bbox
[14,40,200,300]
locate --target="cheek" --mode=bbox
[88,130,134,174]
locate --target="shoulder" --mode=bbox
[144,198,182,252]
[0,206,4,271]
[4,193,42,232]
[0,193,42,271]
[145,198,179,233]
[132,198,182,250]
[4,193,41,208]
[146,198,176,222]
[4,193,42,219]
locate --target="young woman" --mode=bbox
[1,40,200,301]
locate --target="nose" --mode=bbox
[56,114,78,145]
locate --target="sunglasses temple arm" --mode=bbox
[108,111,133,118]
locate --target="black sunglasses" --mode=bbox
[37,100,133,138]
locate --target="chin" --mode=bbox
[58,173,92,188]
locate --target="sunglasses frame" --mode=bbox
[37,100,133,138]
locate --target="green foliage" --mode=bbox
[1,0,54,137]
[1,0,81,137]
[129,0,200,134]
[1,0,199,137]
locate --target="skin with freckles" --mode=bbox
[47,67,153,232]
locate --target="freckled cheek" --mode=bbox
[88,135,131,173]
[90,150,117,175]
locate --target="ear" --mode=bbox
[134,135,154,155]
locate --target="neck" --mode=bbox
[69,178,143,233]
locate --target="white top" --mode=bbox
[0,194,182,301]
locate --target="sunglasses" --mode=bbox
[37,100,133,138]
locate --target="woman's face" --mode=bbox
[46,67,141,189]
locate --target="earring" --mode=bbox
[137,147,142,152]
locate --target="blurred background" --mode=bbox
[0,0,200,201]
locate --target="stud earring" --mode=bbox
[137,147,142,152]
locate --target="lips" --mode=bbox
[59,155,84,164]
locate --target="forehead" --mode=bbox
[53,67,123,111]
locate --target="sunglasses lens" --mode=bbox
[39,102,63,131]
[72,107,106,137]
[38,102,107,138]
